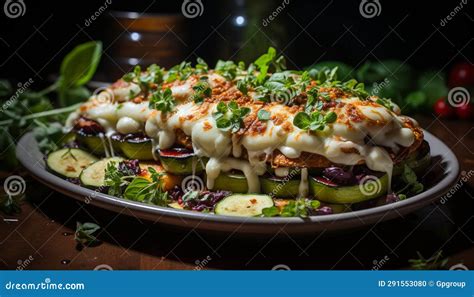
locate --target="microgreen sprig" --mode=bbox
[293,110,337,132]
[149,88,175,113]
[213,101,251,133]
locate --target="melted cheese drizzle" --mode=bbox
[66,76,418,195]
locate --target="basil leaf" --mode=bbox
[324,111,337,123]
[59,41,102,89]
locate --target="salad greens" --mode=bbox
[0,41,103,171]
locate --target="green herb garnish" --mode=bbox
[149,88,175,113]
[191,77,212,104]
[215,60,239,80]
[75,222,101,246]
[213,101,251,132]
[293,110,337,132]
[257,109,271,121]
[124,167,168,206]
[262,199,321,218]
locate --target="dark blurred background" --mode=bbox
[1,0,472,83]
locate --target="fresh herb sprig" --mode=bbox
[164,61,194,83]
[293,110,337,132]
[104,161,136,196]
[191,77,212,104]
[123,167,168,206]
[254,47,286,84]
[149,88,175,113]
[75,222,101,246]
[122,64,164,95]
[262,199,321,218]
[213,101,251,132]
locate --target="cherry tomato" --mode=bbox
[433,97,455,118]
[455,103,473,120]
[449,62,474,87]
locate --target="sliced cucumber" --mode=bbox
[159,148,206,175]
[213,171,248,193]
[46,148,98,178]
[119,138,154,160]
[215,194,274,217]
[260,175,300,198]
[80,157,124,188]
[310,174,388,204]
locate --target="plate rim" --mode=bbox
[16,130,460,232]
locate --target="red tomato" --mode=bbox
[455,103,473,120]
[433,98,455,118]
[449,62,474,87]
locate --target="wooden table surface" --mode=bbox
[0,116,473,270]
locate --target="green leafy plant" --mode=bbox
[0,42,102,170]
[191,77,212,104]
[123,167,168,206]
[213,101,251,132]
[254,47,286,84]
[149,88,175,113]
[262,199,321,218]
[164,61,194,82]
[103,161,136,197]
[293,110,337,132]
[75,222,101,246]
[122,64,164,95]
[257,109,271,121]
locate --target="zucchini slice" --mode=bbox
[119,138,154,160]
[80,157,124,188]
[310,174,388,204]
[260,175,300,198]
[76,131,109,155]
[46,148,98,178]
[159,148,206,175]
[215,194,274,217]
[213,171,248,193]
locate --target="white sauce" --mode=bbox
[71,75,419,195]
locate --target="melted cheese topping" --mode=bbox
[66,73,420,194]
